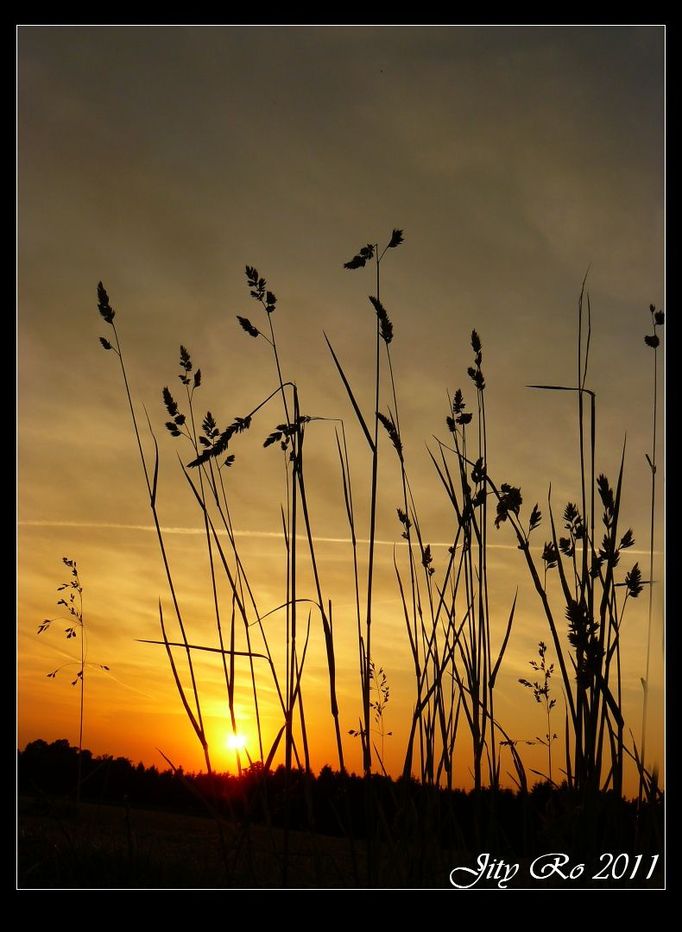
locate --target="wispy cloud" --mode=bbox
[26,634,156,698]
[18,520,659,555]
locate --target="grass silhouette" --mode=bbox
[87,231,664,886]
[38,558,109,811]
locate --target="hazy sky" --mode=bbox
[18,26,664,788]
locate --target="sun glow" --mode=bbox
[226,733,247,751]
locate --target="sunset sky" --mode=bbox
[18,25,664,792]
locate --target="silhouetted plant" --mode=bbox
[161,344,274,776]
[519,641,558,784]
[369,663,392,768]
[428,331,517,792]
[349,661,392,772]
[232,265,347,790]
[465,279,653,797]
[98,283,214,775]
[639,302,664,804]
[328,228,405,777]
[93,241,661,880]
[38,557,109,808]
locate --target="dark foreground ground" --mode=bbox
[18,795,664,890]
[17,740,664,889]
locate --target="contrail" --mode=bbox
[28,635,156,698]
[18,519,660,555]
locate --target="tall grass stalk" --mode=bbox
[462,284,648,797]
[38,557,107,810]
[639,303,664,803]
[332,230,404,775]
[97,286,212,774]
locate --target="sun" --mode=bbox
[226,733,247,751]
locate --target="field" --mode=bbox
[18,794,664,889]
[18,741,664,889]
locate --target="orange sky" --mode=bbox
[18,25,664,794]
